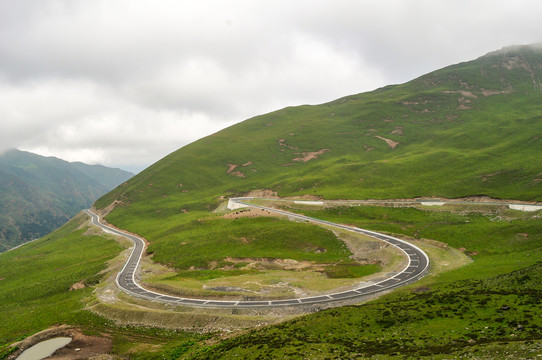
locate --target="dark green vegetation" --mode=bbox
[0,149,133,251]
[189,262,542,359]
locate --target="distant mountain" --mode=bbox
[0,149,133,251]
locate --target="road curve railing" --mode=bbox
[85,197,431,308]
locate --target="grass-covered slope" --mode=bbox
[0,149,133,251]
[90,44,542,303]
[0,214,122,345]
[0,214,204,360]
[97,44,542,222]
[189,261,542,359]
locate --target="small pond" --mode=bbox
[17,337,72,360]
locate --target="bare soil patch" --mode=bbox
[230,171,245,178]
[222,257,324,271]
[223,208,278,220]
[374,136,399,149]
[94,199,124,218]
[292,149,329,162]
[226,164,238,174]
[277,138,298,150]
[481,88,514,96]
[331,230,404,271]
[244,189,278,198]
[442,90,478,98]
[69,281,86,291]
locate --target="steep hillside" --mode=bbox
[0,149,133,251]
[97,44,542,219]
[89,44,542,310]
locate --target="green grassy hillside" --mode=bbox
[0,149,133,251]
[97,44,541,218]
[89,44,542,357]
[93,45,542,284]
[1,45,541,359]
[0,214,121,348]
[0,214,203,360]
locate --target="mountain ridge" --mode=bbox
[0,149,133,251]
[96,44,542,221]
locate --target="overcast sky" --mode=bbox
[1,0,541,172]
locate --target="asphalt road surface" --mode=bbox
[85,197,430,308]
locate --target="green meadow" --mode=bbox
[0,214,206,359]
[0,214,121,344]
[95,45,542,357]
[284,203,542,279]
[147,217,352,270]
[113,213,384,299]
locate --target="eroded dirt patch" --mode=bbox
[245,189,278,198]
[481,88,514,96]
[230,171,245,178]
[69,281,86,291]
[292,149,329,162]
[94,199,124,218]
[226,164,238,174]
[223,208,278,219]
[222,257,325,271]
[277,138,298,150]
[374,136,399,149]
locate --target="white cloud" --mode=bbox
[1,0,541,171]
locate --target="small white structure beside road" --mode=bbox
[227,198,249,210]
[508,204,542,212]
[294,200,324,206]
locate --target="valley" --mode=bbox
[0,149,133,252]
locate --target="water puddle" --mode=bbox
[17,337,72,360]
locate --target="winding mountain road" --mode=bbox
[86,197,430,308]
